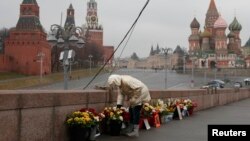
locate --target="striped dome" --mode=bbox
[229,17,242,31]
[214,15,227,28]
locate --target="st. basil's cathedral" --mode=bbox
[188,0,247,69]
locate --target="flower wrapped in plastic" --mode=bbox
[100,106,128,136]
[141,103,155,118]
[65,108,102,141]
[65,110,100,128]
[183,99,197,115]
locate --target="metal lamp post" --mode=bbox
[214,53,218,80]
[183,54,186,74]
[202,54,208,84]
[88,54,93,73]
[37,52,45,83]
[47,24,85,90]
[190,52,197,88]
[162,47,172,89]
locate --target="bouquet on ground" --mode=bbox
[101,106,127,123]
[65,108,103,141]
[155,99,169,116]
[165,98,177,113]
[183,99,197,110]
[141,103,155,118]
[65,108,101,128]
[101,106,128,136]
[183,99,197,115]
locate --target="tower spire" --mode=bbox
[64,3,75,28]
[205,0,219,28]
[17,0,41,31]
[208,0,217,11]
[86,0,100,30]
[22,0,37,4]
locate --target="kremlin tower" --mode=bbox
[0,0,51,75]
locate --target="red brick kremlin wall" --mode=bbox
[0,88,249,141]
[3,31,51,75]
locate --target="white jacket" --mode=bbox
[108,74,151,107]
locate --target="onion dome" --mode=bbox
[229,17,242,31]
[214,15,227,28]
[227,31,235,38]
[190,17,200,28]
[201,30,211,38]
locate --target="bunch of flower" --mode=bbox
[174,98,184,109]
[101,107,125,123]
[155,99,169,116]
[154,99,177,115]
[165,98,177,113]
[141,103,155,118]
[183,99,197,110]
[65,108,101,128]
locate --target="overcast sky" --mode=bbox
[0,0,249,58]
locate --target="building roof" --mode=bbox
[229,17,242,31]
[173,45,184,55]
[205,0,219,28]
[64,4,75,28]
[190,17,200,29]
[214,15,227,28]
[208,0,217,11]
[16,16,43,31]
[69,3,73,9]
[244,38,250,47]
[22,0,37,4]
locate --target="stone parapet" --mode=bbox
[0,88,250,141]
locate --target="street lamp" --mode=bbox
[37,52,45,83]
[202,54,208,84]
[47,24,85,90]
[183,54,186,74]
[190,52,197,88]
[214,53,218,80]
[162,47,172,89]
[88,54,93,73]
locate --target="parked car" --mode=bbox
[208,80,225,88]
[244,78,250,85]
[234,82,243,88]
[201,82,221,89]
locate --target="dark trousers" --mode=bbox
[129,105,142,124]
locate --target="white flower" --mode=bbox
[119,116,123,121]
[100,113,105,118]
[120,107,126,110]
[157,99,164,106]
[94,116,100,122]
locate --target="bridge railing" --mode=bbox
[0,88,249,141]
